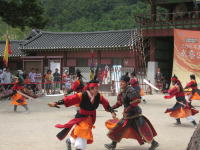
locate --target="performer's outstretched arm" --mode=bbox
[100,95,116,118]
[164,86,179,99]
[111,93,123,109]
[17,90,34,100]
[100,95,114,112]
[48,93,82,108]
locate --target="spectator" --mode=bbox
[28,68,37,94]
[90,69,94,81]
[53,68,61,94]
[45,70,53,95]
[17,70,24,82]
[35,68,42,94]
[0,69,3,83]
[2,68,12,90]
[24,74,31,90]
[155,68,164,91]
[62,70,71,94]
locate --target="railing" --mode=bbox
[135,11,200,29]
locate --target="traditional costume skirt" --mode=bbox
[55,115,95,144]
[71,116,93,144]
[165,102,198,118]
[11,93,27,105]
[185,88,200,101]
[106,115,157,145]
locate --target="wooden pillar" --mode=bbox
[151,0,157,22]
[150,38,156,61]
[97,50,101,66]
[64,51,67,67]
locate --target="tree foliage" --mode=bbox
[0,0,47,29]
[0,0,150,40]
[43,0,150,32]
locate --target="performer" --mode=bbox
[130,71,146,103]
[184,74,200,103]
[10,77,33,112]
[164,75,198,126]
[65,69,84,95]
[48,77,115,150]
[105,73,158,150]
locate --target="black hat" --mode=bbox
[131,71,136,77]
[190,74,196,80]
[76,69,82,78]
[120,72,130,82]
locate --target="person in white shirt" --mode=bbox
[2,68,12,90]
[35,68,42,94]
[0,69,3,83]
[28,68,36,94]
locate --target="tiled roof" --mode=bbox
[0,40,26,57]
[21,29,140,51]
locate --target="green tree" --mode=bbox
[43,0,150,32]
[0,0,47,29]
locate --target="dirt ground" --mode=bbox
[0,94,200,150]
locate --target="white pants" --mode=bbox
[186,116,195,122]
[70,136,87,150]
[185,95,192,102]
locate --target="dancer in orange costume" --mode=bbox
[11,78,33,112]
[184,74,200,103]
[164,75,198,126]
[48,77,115,150]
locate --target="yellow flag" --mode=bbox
[3,37,10,67]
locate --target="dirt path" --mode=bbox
[0,94,199,150]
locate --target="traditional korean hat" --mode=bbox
[120,72,130,83]
[76,69,82,78]
[190,74,196,80]
[131,71,136,77]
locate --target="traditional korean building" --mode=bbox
[20,29,146,82]
[135,0,200,83]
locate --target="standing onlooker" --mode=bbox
[90,69,94,81]
[0,69,3,83]
[155,68,164,91]
[53,68,61,94]
[29,68,36,94]
[2,68,12,90]
[35,68,42,94]
[17,70,24,82]
[62,70,71,94]
[0,69,4,98]
[45,70,53,95]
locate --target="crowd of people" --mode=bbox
[0,67,79,99]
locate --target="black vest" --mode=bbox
[76,79,84,91]
[79,92,100,111]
